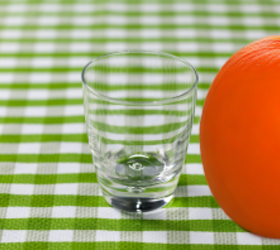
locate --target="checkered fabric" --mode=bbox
[0,0,280,249]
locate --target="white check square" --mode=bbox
[34,43,56,53]
[107,74,127,85]
[177,42,198,52]
[215,58,227,68]
[29,73,52,83]
[14,163,38,174]
[141,42,162,51]
[106,29,126,38]
[195,106,202,117]
[237,232,262,245]
[69,43,91,52]
[71,30,92,39]
[210,30,231,39]
[187,185,212,197]
[0,107,8,117]
[7,5,28,12]
[27,90,49,100]
[213,43,234,52]
[175,29,196,38]
[0,30,22,39]
[245,30,266,39]
[0,89,11,99]
[143,74,163,85]
[3,17,25,25]
[190,232,214,244]
[143,115,164,126]
[208,17,230,25]
[68,57,90,67]
[62,123,85,134]
[10,184,34,195]
[31,58,54,68]
[174,16,195,24]
[60,142,83,154]
[6,207,31,218]
[57,163,80,174]
[18,143,40,154]
[22,124,44,134]
[189,208,213,220]
[25,107,47,117]
[107,16,126,24]
[52,206,76,218]
[54,184,78,195]
[2,230,27,243]
[143,231,167,243]
[0,58,17,68]
[65,88,82,99]
[49,230,74,242]
[105,42,127,51]
[97,207,122,219]
[0,43,20,53]
[66,72,81,83]
[0,73,14,83]
[143,209,167,220]
[64,105,84,115]
[141,29,161,38]
[191,124,199,135]
[35,30,57,39]
[185,163,204,175]
[72,17,93,25]
[38,17,60,25]
[140,16,160,25]
[95,230,120,242]
[188,143,200,154]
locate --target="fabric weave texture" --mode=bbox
[0,0,280,249]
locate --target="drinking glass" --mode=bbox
[81,51,198,212]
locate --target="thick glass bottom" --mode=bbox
[103,192,174,212]
[95,152,183,212]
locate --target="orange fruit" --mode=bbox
[200,36,280,238]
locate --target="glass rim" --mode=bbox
[81,50,199,106]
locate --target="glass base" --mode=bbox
[96,153,182,212]
[103,192,173,212]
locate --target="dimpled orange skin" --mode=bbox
[200,36,280,239]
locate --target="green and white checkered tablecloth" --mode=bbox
[0,0,280,249]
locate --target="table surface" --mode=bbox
[0,0,280,249]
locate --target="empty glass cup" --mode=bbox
[81,51,198,212]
